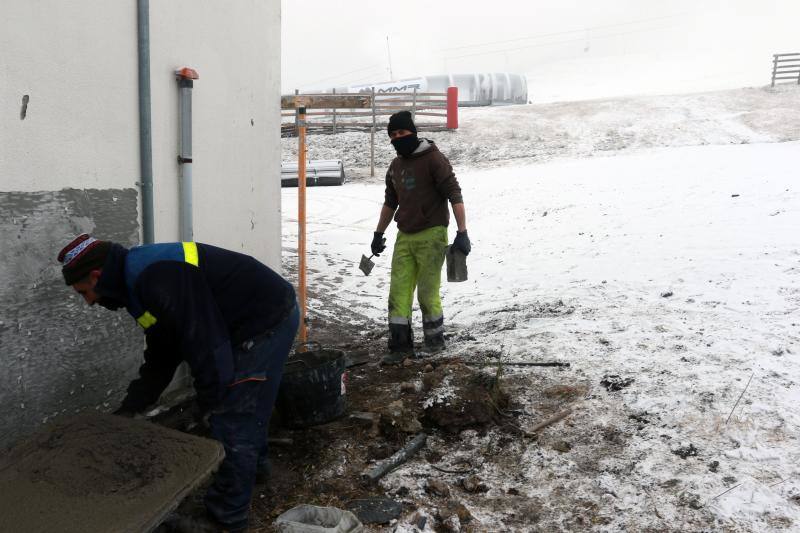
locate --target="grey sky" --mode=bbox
[281,0,799,94]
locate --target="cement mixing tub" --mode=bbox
[0,413,224,533]
[276,343,347,428]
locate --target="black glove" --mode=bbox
[187,402,211,434]
[371,232,387,256]
[452,230,471,256]
[112,406,137,418]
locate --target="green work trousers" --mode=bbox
[388,225,448,342]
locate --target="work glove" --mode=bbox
[452,230,471,256]
[371,232,387,256]
[185,402,212,435]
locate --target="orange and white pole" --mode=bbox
[297,105,308,343]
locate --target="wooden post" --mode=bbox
[332,88,337,134]
[297,105,308,343]
[370,87,376,178]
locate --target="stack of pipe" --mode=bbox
[281,159,346,187]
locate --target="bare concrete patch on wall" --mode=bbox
[0,188,141,450]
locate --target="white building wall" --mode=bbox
[1,0,282,267]
[149,0,282,268]
[0,1,140,192]
[0,0,281,449]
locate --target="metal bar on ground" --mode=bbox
[466,361,571,367]
[530,409,573,433]
[363,433,427,482]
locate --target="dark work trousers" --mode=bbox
[205,303,299,528]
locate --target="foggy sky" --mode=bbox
[281,0,800,95]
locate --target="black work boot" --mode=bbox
[423,315,446,354]
[162,512,247,533]
[424,332,446,353]
[382,322,414,365]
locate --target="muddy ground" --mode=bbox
[154,85,800,531]
[156,305,577,532]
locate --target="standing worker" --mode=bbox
[372,111,471,364]
[57,234,298,532]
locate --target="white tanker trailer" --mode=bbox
[335,72,527,106]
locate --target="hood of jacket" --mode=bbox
[399,137,436,160]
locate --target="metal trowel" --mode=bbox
[359,253,378,276]
[359,237,386,276]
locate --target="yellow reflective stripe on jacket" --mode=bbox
[137,311,157,329]
[182,242,199,266]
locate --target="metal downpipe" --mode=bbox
[137,0,155,244]
[176,68,198,242]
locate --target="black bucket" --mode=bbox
[276,342,347,428]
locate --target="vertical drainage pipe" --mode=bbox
[176,67,199,242]
[137,0,155,244]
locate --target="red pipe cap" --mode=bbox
[175,67,199,80]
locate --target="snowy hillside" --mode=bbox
[281,84,799,181]
[280,84,800,532]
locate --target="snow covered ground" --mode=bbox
[281,85,800,531]
[282,84,800,180]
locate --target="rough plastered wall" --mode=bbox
[0,0,281,450]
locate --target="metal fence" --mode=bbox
[771,53,800,86]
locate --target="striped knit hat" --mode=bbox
[57,233,112,285]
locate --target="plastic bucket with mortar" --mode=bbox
[276,342,347,428]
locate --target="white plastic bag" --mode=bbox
[275,504,364,533]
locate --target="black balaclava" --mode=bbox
[391,134,420,157]
[388,110,420,157]
[93,243,130,311]
[96,296,124,311]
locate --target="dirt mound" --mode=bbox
[421,362,509,434]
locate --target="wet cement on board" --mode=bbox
[0,413,223,533]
